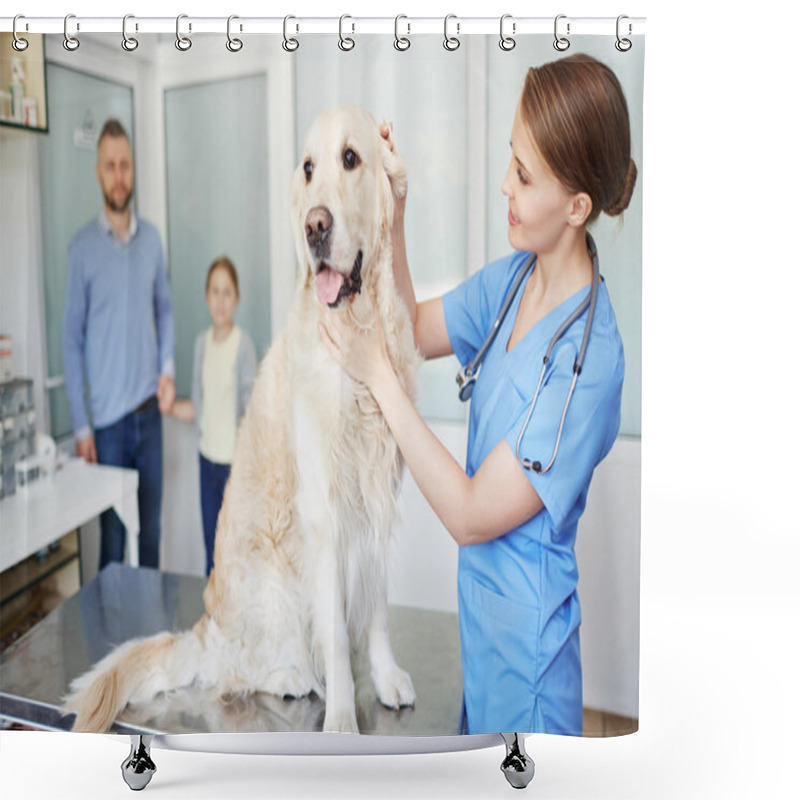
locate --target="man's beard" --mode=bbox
[104,187,133,214]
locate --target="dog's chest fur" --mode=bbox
[284,289,412,637]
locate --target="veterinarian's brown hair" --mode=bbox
[206,256,240,298]
[520,54,637,223]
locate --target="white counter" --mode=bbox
[0,459,139,572]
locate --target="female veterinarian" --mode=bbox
[322,53,636,736]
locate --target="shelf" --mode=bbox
[0,529,80,609]
[0,33,49,133]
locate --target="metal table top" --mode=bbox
[0,563,463,736]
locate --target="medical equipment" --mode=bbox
[456,234,600,474]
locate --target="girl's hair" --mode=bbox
[520,53,637,223]
[205,256,239,297]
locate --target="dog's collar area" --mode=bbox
[319,250,363,308]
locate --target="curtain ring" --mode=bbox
[615,15,632,52]
[553,14,570,52]
[394,15,410,51]
[499,14,516,51]
[176,14,192,51]
[63,13,80,51]
[443,14,460,51]
[12,15,29,51]
[338,15,355,51]
[122,14,139,52]
[283,15,299,52]
[227,15,243,52]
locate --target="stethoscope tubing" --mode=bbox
[456,251,536,401]
[458,233,601,474]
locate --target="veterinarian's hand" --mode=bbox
[320,308,392,392]
[381,120,406,224]
[380,120,394,150]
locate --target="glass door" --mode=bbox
[164,73,271,398]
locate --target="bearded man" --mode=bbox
[63,119,175,570]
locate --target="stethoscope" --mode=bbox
[455,233,601,475]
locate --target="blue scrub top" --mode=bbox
[442,249,624,735]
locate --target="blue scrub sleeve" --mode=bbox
[504,336,623,533]
[442,253,523,367]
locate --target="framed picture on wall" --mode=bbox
[0,33,48,133]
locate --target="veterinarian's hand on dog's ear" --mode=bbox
[320,307,391,391]
[380,120,395,151]
[381,120,406,224]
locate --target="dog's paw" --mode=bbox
[374,664,416,711]
[323,704,359,734]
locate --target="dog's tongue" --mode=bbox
[315,266,344,306]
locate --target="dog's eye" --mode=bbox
[303,160,313,183]
[342,148,360,171]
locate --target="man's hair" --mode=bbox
[97,119,130,150]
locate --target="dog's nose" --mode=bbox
[305,206,333,254]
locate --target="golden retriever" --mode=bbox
[64,105,420,734]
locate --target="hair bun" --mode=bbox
[606,159,637,217]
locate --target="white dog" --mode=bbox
[64,106,420,734]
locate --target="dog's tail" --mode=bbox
[63,620,210,733]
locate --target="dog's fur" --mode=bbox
[63,106,420,734]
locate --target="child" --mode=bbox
[171,257,257,575]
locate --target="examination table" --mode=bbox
[0,563,534,788]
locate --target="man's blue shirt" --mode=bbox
[63,210,175,438]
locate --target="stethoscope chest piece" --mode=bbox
[456,367,478,401]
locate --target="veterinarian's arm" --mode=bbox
[320,315,542,545]
[390,192,416,322]
[382,122,453,360]
[371,366,543,545]
[390,190,453,360]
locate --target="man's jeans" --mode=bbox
[94,396,163,569]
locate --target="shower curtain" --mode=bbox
[0,17,643,741]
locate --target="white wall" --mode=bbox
[576,437,641,717]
